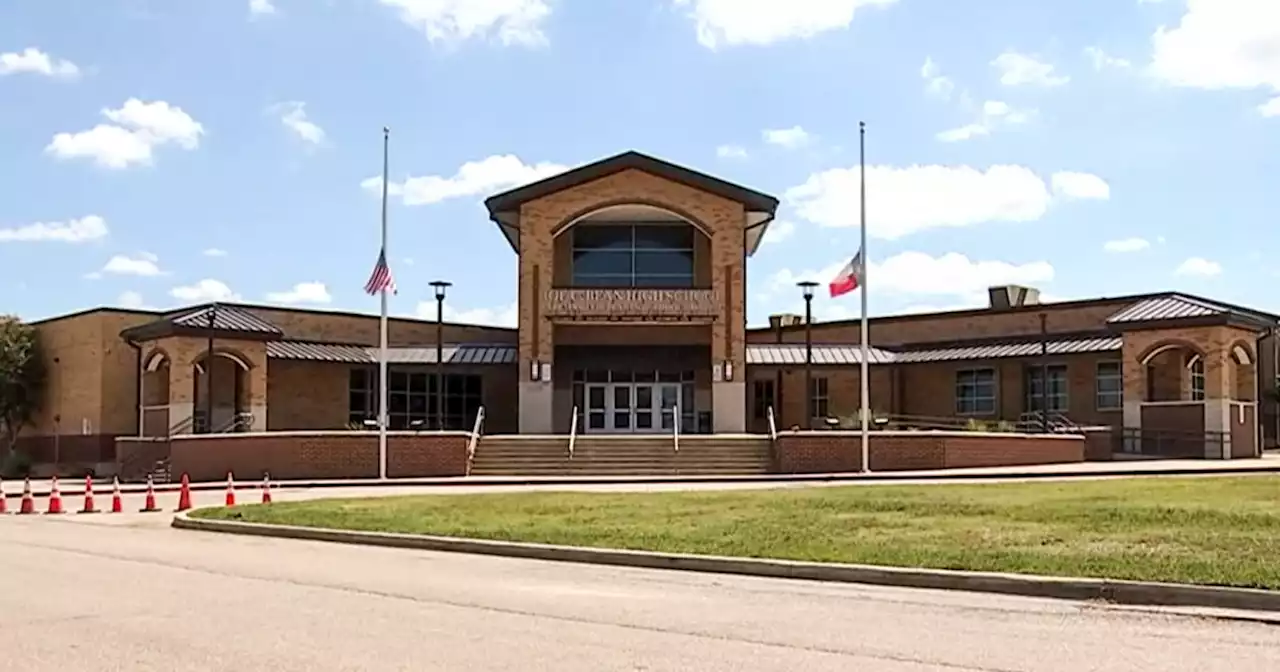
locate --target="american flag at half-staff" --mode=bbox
[364,248,397,295]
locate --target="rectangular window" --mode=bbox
[752,379,775,419]
[1095,361,1123,410]
[809,377,829,419]
[956,368,997,415]
[347,368,375,427]
[1191,358,1206,401]
[571,223,695,288]
[1024,364,1069,413]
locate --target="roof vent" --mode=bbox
[988,285,1041,310]
[768,313,805,329]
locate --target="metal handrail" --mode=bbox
[672,403,681,454]
[168,415,195,436]
[466,406,485,475]
[766,405,778,441]
[568,405,579,459]
[213,412,253,433]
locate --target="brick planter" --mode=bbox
[164,431,471,481]
[774,430,1085,474]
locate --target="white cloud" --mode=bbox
[920,57,955,100]
[170,279,240,302]
[47,98,204,169]
[762,220,796,244]
[936,99,1034,143]
[116,291,152,310]
[367,154,566,206]
[765,251,1054,318]
[265,282,332,304]
[203,247,228,257]
[1259,96,1280,117]
[1175,257,1222,277]
[1083,46,1132,71]
[426,301,518,327]
[0,215,108,243]
[716,144,748,159]
[273,101,325,145]
[786,164,1064,240]
[1051,171,1111,200]
[249,0,277,16]
[102,253,163,276]
[378,0,551,47]
[0,47,80,79]
[672,0,898,49]
[762,126,812,149]
[991,51,1070,87]
[1103,237,1151,253]
[1149,0,1280,96]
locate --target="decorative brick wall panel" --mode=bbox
[167,431,471,482]
[775,431,1084,474]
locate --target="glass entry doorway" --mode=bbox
[584,382,681,434]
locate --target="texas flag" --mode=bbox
[828,249,864,298]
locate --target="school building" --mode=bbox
[16,151,1277,478]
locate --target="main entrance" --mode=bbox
[584,382,682,433]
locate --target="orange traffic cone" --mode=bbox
[140,475,161,513]
[261,473,272,504]
[224,472,236,507]
[78,475,98,514]
[176,473,192,512]
[110,476,123,514]
[18,478,35,515]
[0,476,7,515]
[46,476,64,515]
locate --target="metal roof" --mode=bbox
[168,304,284,335]
[266,341,517,365]
[894,336,1122,364]
[1106,295,1226,324]
[745,344,899,365]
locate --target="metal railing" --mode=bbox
[1016,410,1082,433]
[1116,427,1228,459]
[671,403,681,454]
[466,406,485,475]
[568,405,579,460]
[766,405,778,441]
[168,415,196,436]
[213,412,254,433]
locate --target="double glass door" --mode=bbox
[585,382,681,433]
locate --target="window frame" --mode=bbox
[570,222,696,289]
[955,368,997,416]
[1190,357,1206,401]
[1095,361,1123,411]
[1024,364,1070,413]
[752,378,775,420]
[809,377,830,420]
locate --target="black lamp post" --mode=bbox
[205,303,217,434]
[798,281,818,429]
[429,280,452,430]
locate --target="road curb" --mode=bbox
[172,512,1280,614]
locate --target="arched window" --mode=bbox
[571,223,695,288]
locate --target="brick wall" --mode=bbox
[774,430,1085,473]
[162,431,471,481]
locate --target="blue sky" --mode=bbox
[2,0,1277,326]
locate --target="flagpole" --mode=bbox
[378,127,390,481]
[858,121,871,475]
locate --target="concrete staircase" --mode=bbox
[469,434,774,477]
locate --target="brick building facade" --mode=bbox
[15,151,1279,469]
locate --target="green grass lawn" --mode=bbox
[193,476,1280,589]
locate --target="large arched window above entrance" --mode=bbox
[558,204,709,289]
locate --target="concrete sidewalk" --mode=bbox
[7,453,1279,496]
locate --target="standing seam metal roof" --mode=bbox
[266,341,517,364]
[168,305,284,334]
[1106,295,1226,324]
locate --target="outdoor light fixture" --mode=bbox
[723,360,734,381]
[530,360,541,381]
[429,280,452,430]
[797,281,819,429]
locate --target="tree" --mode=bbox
[0,316,46,455]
